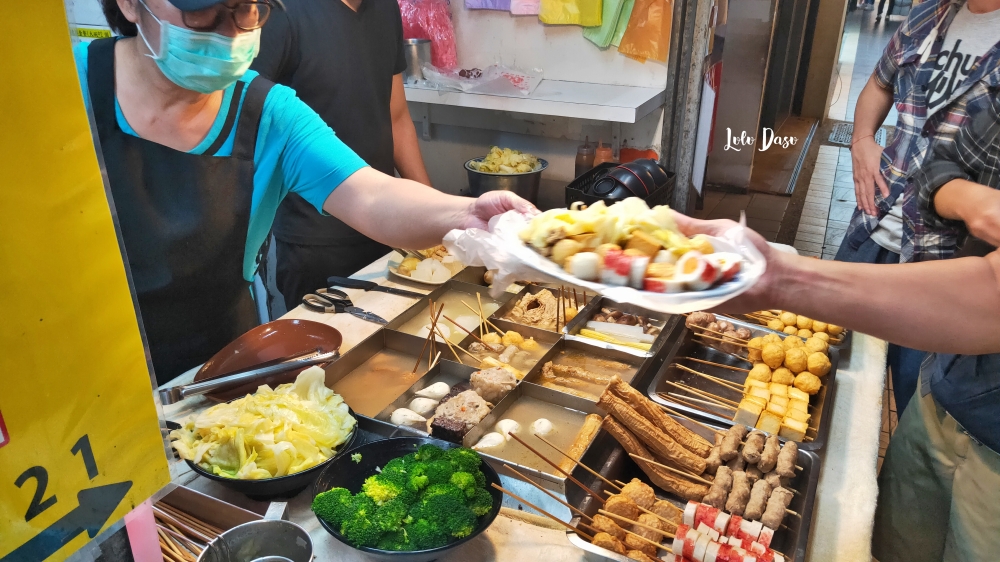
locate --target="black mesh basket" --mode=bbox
[565,162,676,208]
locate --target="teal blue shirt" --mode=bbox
[73,42,368,281]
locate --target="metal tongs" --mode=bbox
[158,349,338,405]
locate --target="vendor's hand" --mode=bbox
[463,191,539,230]
[672,212,789,314]
[852,136,889,216]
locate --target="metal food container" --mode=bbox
[563,296,681,358]
[402,39,431,82]
[489,284,593,334]
[383,280,515,335]
[647,316,838,451]
[563,414,822,562]
[465,158,549,205]
[453,318,562,375]
[724,313,853,352]
[520,338,651,403]
[374,361,480,426]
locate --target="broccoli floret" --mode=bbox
[351,453,362,463]
[473,468,486,488]
[373,497,412,533]
[362,474,407,505]
[340,515,382,548]
[409,470,430,492]
[376,528,411,551]
[404,519,449,550]
[424,460,455,485]
[442,447,482,473]
[450,471,477,497]
[311,487,354,527]
[444,505,478,538]
[469,487,494,517]
[414,444,444,462]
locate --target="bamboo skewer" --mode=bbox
[152,507,215,544]
[413,301,437,373]
[508,433,605,504]
[504,465,592,522]
[159,524,205,555]
[679,356,751,373]
[491,483,594,541]
[690,325,749,343]
[158,528,193,562]
[662,392,738,414]
[437,329,464,365]
[655,403,725,436]
[158,503,223,535]
[629,454,714,485]
[442,314,489,346]
[447,336,483,362]
[614,479,627,488]
[535,434,622,492]
[672,364,745,392]
[663,381,740,407]
[427,351,442,373]
[572,288,579,309]
[461,300,503,333]
[477,293,485,339]
[597,510,676,541]
[695,333,749,348]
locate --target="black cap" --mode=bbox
[167,0,284,10]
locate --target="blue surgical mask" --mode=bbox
[137,0,260,94]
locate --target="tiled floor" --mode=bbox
[692,191,789,242]
[793,145,855,258]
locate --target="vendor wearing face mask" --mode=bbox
[80,0,535,385]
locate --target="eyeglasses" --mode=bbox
[182,1,273,31]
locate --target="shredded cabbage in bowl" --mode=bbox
[169,367,356,480]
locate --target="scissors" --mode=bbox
[302,288,388,325]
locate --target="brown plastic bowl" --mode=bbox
[193,319,343,402]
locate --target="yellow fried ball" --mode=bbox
[796,315,813,331]
[519,337,540,351]
[812,320,828,334]
[813,332,830,343]
[779,311,797,327]
[808,352,832,377]
[794,372,822,395]
[797,329,814,339]
[805,337,829,355]
[827,324,844,337]
[767,319,785,332]
[748,363,772,383]
[784,347,809,374]
[502,331,524,347]
[762,343,785,369]
[762,334,782,345]
[747,337,765,363]
[783,326,799,336]
[771,367,796,385]
[564,308,578,322]
[482,332,502,345]
[782,336,803,350]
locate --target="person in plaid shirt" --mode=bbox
[838,0,1000,416]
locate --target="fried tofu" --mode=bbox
[590,514,627,541]
[620,478,657,510]
[626,549,660,562]
[650,500,681,525]
[623,535,658,559]
[604,494,641,521]
[592,532,626,555]
[625,230,663,257]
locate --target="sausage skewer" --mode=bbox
[628,454,713,485]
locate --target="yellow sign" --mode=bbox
[75,27,113,39]
[0,4,170,562]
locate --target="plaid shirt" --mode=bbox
[843,0,1000,262]
[914,93,1000,236]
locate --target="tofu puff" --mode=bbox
[620,478,657,510]
[624,513,667,557]
[590,514,628,541]
[761,344,785,369]
[650,500,681,525]
[604,494,641,520]
[793,372,822,395]
[808,352,832,377]
[771,367,796,386]
[804,337,829,355]
[783,347,809,374]
[591,532,627,555]
[747,363,772,383]
[626,549,660,562]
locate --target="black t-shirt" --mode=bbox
[252,0,407,244]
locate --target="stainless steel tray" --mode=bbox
[563,415,821,562]
[373,360,481,428]
[563,296,681,358]
[451,318,564,375]
[489,284,594,334]
[521,337,657,403]
[383,279,516,335]
[723,313,853,351]
[647,316,838,451]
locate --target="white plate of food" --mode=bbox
[443,198,767,314]
[387,245,466,285]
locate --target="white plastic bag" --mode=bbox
[421,64,543,96]
[443,211,767,314]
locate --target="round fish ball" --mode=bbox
[805,337,829,355]
[747,337,765,363]
[797,329,814,339]
[762,334,782,345]
[762,344,785,369]
[779,311,797,327]
[812,320,828,334]
[767,319,785,332]
[782,336,803,350]
[483,332,503,345]
[828,324,844,337]
[749,363,772,382]
[796,315,813,330]
[813,332,830,343]
[784,347,809,374]
[771,367,796,385]
[808,352,832,377]
[794,372,822,395]
[783,326,799,336]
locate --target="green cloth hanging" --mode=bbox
[583,0,626,48]
[611,0,635,47]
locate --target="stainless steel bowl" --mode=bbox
[465,158,548,204]
[198,520,312,562]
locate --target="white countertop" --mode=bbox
[162,253,887,562]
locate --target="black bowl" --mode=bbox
[166,413,358,501]
[590,165,656,200]
[627,158,669,188]
[312,437,504,562]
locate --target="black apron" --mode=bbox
[88,38,273,385]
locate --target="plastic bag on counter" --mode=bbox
[442,211,767,314]
[583,0,627,48]
[398,0,458,69]
[510,0,540,14]
[618,0,671,62]
[422,64,543,95]
[466,0,511,10]
[538,0,602,26]
[611,0,635,46]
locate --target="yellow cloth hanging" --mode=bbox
[539,0,602,26]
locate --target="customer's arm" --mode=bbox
[323,167,535,250]
[673,214,1000,355]
[389,74,431,185]
[851,74,895,215]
